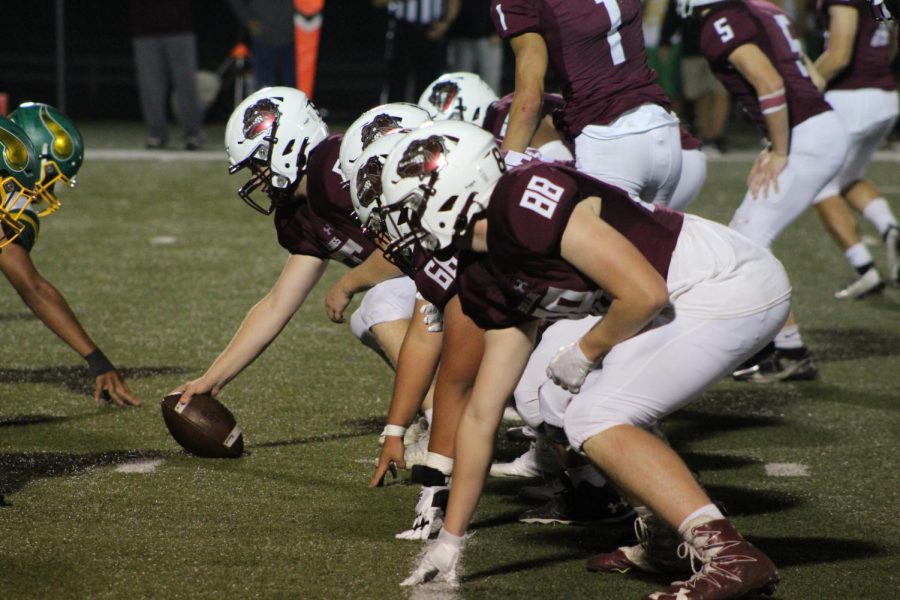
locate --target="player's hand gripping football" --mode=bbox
[400,529,463,587]
[370,435,403,487]
[94,370,141,407]
[170,377,219,406]
[748,148,787,200]
[546,341,596,394]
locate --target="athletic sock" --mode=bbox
[774,324,804,350]
[677,503,726,542]
[845,243,875,273]
[425,452,454,477]
[862,198,898,237]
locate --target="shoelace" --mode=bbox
[675,532,753,589]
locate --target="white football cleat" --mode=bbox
[396,484,449,540]
[490,439,561,478]
[834,267,884,300]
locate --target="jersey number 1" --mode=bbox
[595,0,625,65]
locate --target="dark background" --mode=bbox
[1,0,399,124]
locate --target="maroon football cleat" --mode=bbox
[586,513,689,574]
[646,519,779,600]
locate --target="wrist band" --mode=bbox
[382,424,407,438]
[758,88,786,115]
[85,349,115,377]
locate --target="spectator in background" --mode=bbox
[446,0,504,94]
[645,0,684,115]
[660,0,730,153]
[226,0,296,90]
[130,0,205,150]
[373,0,461,103]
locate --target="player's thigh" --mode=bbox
[669,148,707,211]
[563,305,789,449]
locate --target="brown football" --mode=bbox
[161,392,244,458]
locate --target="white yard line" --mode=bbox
[115,459,165,474]
[764,462,809,477]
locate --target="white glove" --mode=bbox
[400,529,464,587]
[396,485,448,540]
[546,341,596,394]
[421,303,444,333]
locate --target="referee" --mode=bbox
[373,0,460,103]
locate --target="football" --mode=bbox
[161,392,244,458]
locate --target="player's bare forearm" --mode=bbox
[202,254,327,389]
[814,6,858,83]
[0,245,96,357]
[504,33,548,152]
[385,299,443,429]
[337,251,403,295]
[442,324,536,536]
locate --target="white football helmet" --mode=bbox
[417,72,499,128]
[225,86,328,214]
[381,121,505,254]
[676,0,725,18]
[339,103,432,183]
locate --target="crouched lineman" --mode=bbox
[0,106,139,407]
[172,88,422,404]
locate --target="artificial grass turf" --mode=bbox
[1,146,899,598]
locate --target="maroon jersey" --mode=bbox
[817,0,896,91]
[698,0,831,136]
[274,134,376,267]
[490,0,671,140]
[680,126,702,151]
[458,163,684,330]
[413,249,460,310]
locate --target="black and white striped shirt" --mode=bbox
[387,0,447,25]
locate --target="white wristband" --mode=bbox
[382,424,407,437]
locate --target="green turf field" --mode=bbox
[1,124,899,598]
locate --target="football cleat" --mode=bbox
[647,519,779,600]
[490,439,561,478]
[586,513,689,574]
[519,480,633,525]
[518,475,567,503]
[505,425,538,442]
[396,482,449,541]
[732,346,818,383]
[502,406,524,423]
[833,267,884,300]
[885,226,900,285]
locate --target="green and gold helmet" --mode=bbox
[0,116,39,249]
[9,102,83,217]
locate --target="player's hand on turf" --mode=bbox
[324,281,353,323]
[547,341,596,394]
[95,370,140,407]
[420,303,443,333]
[370,435,404,487]
[400,530,463,587]
[170,378,219,405]
[748,149,787,200]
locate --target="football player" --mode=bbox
[387,121,785,600]
[810,0,899,297]
[490,0,683,205]
[679,0,850,382]
[1,107,139,406]
[173,88,412,404]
